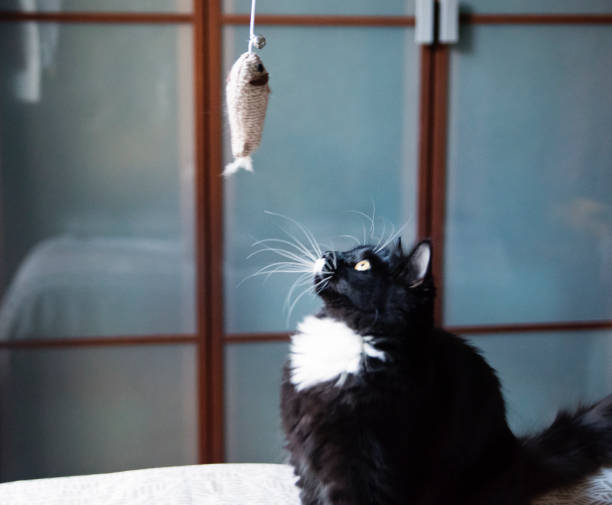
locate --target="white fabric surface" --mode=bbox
[0,463,610,505]
[0,464,299,505]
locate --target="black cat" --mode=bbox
[280,239,612,505]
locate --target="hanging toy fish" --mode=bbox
[223,45,270,176]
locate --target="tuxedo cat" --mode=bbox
[280,239,612,505]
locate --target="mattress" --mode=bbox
[0,463,610,505]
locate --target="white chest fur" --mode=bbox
[289,316,386,391]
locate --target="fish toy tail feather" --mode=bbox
[223,156,254,176]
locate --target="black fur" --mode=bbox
[280,239,612,505]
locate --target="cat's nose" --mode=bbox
[322,251,337,271]
[313,251,336,274]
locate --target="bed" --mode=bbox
[0,464,610,505]
[0,235,195,340]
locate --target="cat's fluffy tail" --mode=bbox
[520,393,612,499]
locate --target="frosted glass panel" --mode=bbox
[0,0,191,12]
[461,0,612,14]
[470,330,612,436]
[0,23,196,338]
[0,345,197,481]
[223,26,420,333]
[444,25,612,326]
[225,342,289,462]
[223,0,414,15]
[224,332,612,462]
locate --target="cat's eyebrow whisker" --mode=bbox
[380,222,395,251]
[370,201,377,239]
[375,222,410,253]
[339,234,362,247]
[349,210,375,240]
[374,221,389,251]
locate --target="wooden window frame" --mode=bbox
[0,2,611,466]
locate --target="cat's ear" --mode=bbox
[392,237,403,257]
[400,240,432,287]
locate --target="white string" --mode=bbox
[248,0,257,53]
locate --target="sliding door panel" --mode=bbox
[444,25,612,326]
[0,344,197,481]
[470,330,612,435]
[223,26,420,334]
[224,341,288,462]
[0,23,196,339]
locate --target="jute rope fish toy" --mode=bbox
[223,0,270,176]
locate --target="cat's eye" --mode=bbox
[354,260,371,272]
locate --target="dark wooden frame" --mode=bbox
[0,4,611,467]
[223,14,415,26]
[225,320,612,344]
[0,5,219,466]
[201,0,225,464]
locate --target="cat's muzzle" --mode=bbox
[313,251,336,280]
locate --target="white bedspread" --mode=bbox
[0,464,610,505]
[0,464,299,505]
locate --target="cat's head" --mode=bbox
[313,239,435,333]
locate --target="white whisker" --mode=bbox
[286,275,330,324]
[284,273,315,311]
[254,260,312,272]
[275,227,321,261]
[237,262,314,287]
[349,210,375,240]
[247,247,314,266]
[252,237,317,262]
[340,234,362,247]
[240,212,332,324]
[375,220,388,251]
[255,267,314,276]
[370,201,376,238]
[375,222,410,253]
[284,228,321,258]
[264,211,322,259]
